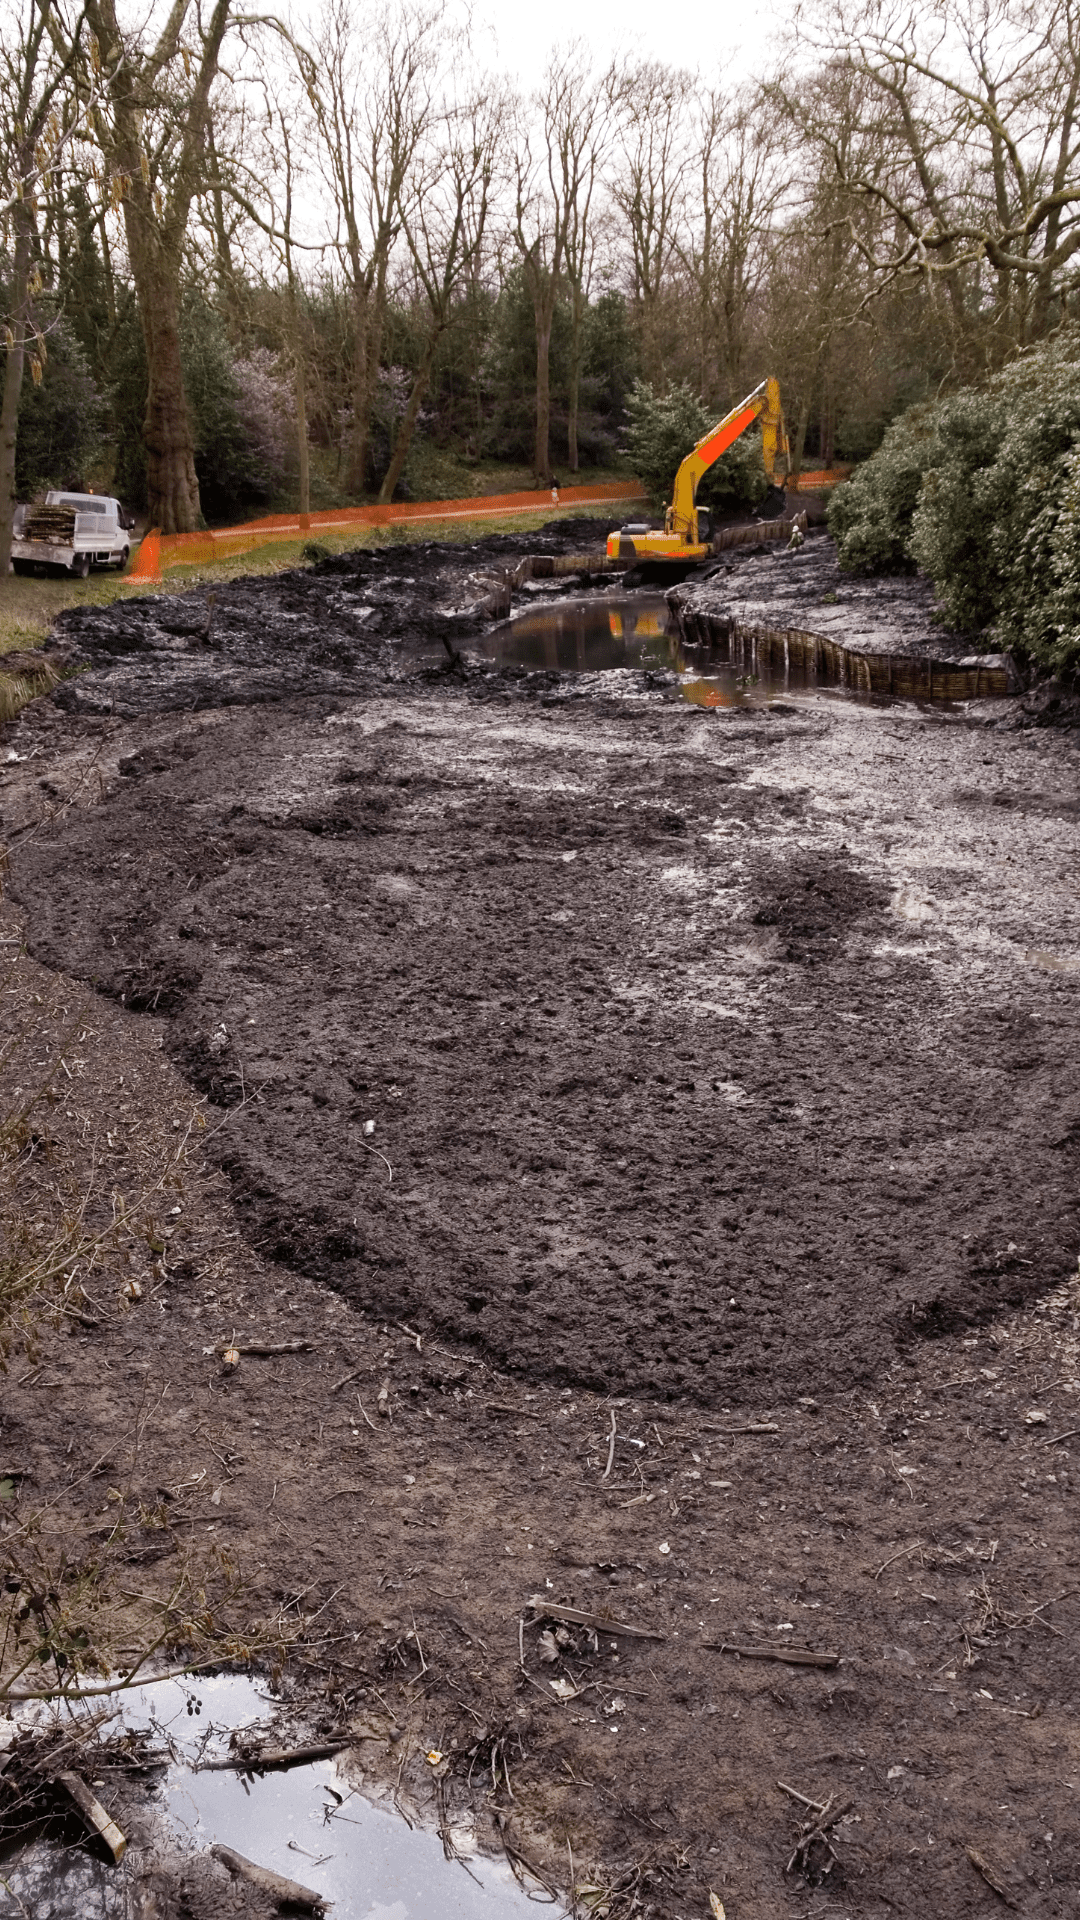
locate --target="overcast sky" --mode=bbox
[463,0,784,87]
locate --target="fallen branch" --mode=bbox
[54,1771,127,1863]
[196,1739,351,1773]
[211,1843,326,1913]
[705,1642,839,1669]
[781,1789,853,1881]
[1042,1427,1080,1448]
[215,1341,313,1357]
[701,1422,779,1435]
[526,1595,665,1641]
[485,1403,543,1419]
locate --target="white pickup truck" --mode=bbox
[12,491,134,577]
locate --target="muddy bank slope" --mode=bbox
[3,893,1080,1920]
[669,531,1003,665]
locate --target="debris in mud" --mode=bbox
[0,1712,152,1870]
[210,1840,327,1913]
[779,1780,855,1885]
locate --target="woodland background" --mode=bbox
[2,0,1080,660]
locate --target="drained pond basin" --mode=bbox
[1,519,1079,1920]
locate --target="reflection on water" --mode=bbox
[0,1676,552,1920]
[479,594,781,706]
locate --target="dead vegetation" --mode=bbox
[0,955,200,1353]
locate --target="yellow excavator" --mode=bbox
[608,376,790,563]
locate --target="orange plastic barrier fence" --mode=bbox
[791,468,849,490]
[129,481,648,581]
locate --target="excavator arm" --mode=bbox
[666,376,789,543]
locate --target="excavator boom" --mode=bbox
[609,376,789,563]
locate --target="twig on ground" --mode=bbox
[601,1410,617,1481]
[704,1642,839,1669]
[964,1845,1017,1908]
[526,1596,666,1641]
[701,1422,779,1435]
[865,1541,922,1580]
[777,1781,825,1812]
[361,1138,393,1182]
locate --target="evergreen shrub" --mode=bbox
[827,330,1080,668]
[622,381,768,516]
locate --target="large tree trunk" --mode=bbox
[0,216,33,573]
[84,0,231,535]
[347,282,371,495]
[126,224,201,533]
[97,210,117,326]
[348,260,391,498]
[378,330,440,504]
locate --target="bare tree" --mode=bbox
[676,88,789,405]
[79,0,234,532]
[557,54,616,472]
[268,106,313,518]
[377,86,499,502]
[787,0,1080,358]
[509,49,617,484]
[294,0,441,496]
[608,59,693,386]
[509,72,564,485]
[0,0,96,570]
[763,60,912,475]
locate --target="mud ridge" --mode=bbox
[669,531,1019,700]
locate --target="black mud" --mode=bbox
[7,680,1079,1406]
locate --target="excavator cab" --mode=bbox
[610,377,789,565]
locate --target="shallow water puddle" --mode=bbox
[475,593,968,712]
[480,593,775,703]
[479,594,806,706]
[1,1675,553,1919]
